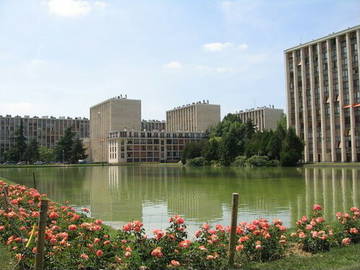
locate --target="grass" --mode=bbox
[242,244,360,270]
[0,244,15,270]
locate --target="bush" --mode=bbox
[245,156,278,167]
[231,156,247,167]
[334,207,360,245]
[291,204,336,253]
[185,157,208,167]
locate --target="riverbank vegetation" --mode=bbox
[1,181,359,269]
[2,122,87,164]
[182,114,303,167]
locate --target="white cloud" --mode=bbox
[203,42,233,52]
[164,61,183,69]
[94,1,108,9]
[47,0,108,17]
[203,42,248,52]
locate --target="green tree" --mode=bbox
[202,137,220,162]
[24,139,40,163]
[70,138,87,163]
[181,141,206,164]
[13,121,27,161]
[280,127,304,166]
[39,147,55,162]
[55,127,76,162]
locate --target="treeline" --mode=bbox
[3,122,87,164]
[182,114,303,167]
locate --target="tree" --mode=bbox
[24,139,40,163]
[202,137,220,162]
[55,128,76,162]
[181,141,206,164]
[13,121,27,161]
[70,138,87,163]
[39,147,55,162]
[280,127,304,166]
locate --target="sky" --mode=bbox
[0,0,359,120]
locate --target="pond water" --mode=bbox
[0,166,359,234]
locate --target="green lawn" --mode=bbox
[243,244,360,270]
[0,244,15,270]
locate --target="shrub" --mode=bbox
[185,157,208,167]
[245,155,278,167]
[334,207,360,245]
[231,156,247,167]
[292,204,336,253]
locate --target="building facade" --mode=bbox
[236,106,283,131]
[90,96,141,162]
[0,115,89,162]
[141,120,166,131]
[166,101,220,132]
[108,130,206,163]
[285,25,360,163]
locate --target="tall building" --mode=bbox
[141,120,166,131]
[0,115,89,162]
[236,106,283,131]
[89,96,141,162]
[285,25,360,162]
[166,101,221,132]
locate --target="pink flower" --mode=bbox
[349,228,358,234]
[236,245,244,251]
[306,224,313,230]
[95,219,103,225]
[342,238,351,246]
[313,204,322,211]
[80,253,89,260]
[124,251,132,257]
[151,247,163,258]
[206,255,215,260]
[170,260,180,266]
[199,245,207,251]
[202,224,210,230]
[96,250,103,257]
[178,240,191,248]
[68,224,77,231]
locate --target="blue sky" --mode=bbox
[0,0,359,120]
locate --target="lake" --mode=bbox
[0,166,359,234]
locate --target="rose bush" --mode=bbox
[334,207,360,245]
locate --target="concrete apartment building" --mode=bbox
[108,130,206,163]
[285,25,360,162]
[235,106,284,131]
[166,100,221,132]
[0,115,89,162]
[141,120,166,131]
[90,96,141,162]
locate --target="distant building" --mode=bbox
[0,115,89,162]
[166,100,220,132]
[108,130,206,163]
[235,106,284,131]
[141,120,166,131]
[285,25,360,162]
[89,96,141,162]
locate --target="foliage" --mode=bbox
[291,204,336,253]
[182,114,303,167]
[231,156,247,167]
[181,141,206,164]
[55,128,87,163]
[335,207,360,244]
[185,157,208,167]
[39,147,56,162]
[24,139,40,163]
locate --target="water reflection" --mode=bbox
[0,166,359,232]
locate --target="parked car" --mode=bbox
[33,161,46,165]
[17,161,27,165]
[2,161,16,165]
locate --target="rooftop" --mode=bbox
[285,24,360,52]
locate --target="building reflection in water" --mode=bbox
[293,168,360,225]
